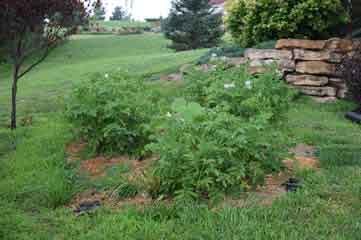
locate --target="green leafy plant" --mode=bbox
[184,65,296,121]
[146,98,286,201]
[66,73,157,156]
[225,0,349,47]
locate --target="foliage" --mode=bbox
[197,40,276,65]
[337,44,361,108]
[197,45,245,65]
[163,0,224,51]
[184,65,296,121]
[0,0,87,129]
[110,6,130,21]
[92,0,106,21]
[146,99,285,201]
[66,73,157,156]
[225,0,349,47]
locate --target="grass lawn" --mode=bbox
[95,20,152,29]
[0,34,360,239]
[0,34,204,123]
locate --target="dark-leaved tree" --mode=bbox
[93,0,106,21]
[0,0,88,129]
[110,6,129,21]
[163,0,224,51]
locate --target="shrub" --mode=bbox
[337,45,361,110]
[197,45,245,65]
[146,99,286,201]
[225,0,349,47]
[163,0,224,51]
[66,73,157,156]
[184,65,296,121]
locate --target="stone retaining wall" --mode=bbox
[245,38,357,99]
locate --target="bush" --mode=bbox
[66,73,157,156]
[337,45,361,110]
[163,0,224,51]
[184,65,296,121]
[197,45,245,65]
[146,99,286,201]
[225,0,349,47]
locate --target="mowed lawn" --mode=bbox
[0,34,361,239]
[0,34,205,122]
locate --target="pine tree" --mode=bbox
[110,6,129,21]
[93,0,106,21]
[163,0,224,51]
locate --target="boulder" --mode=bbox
[296,61,336,76]
[293,49,343,63]
[276,39,326,50]
[245,49,292,60]
[295,86,337,97]
[286,74,328,86]
[278,59,296,71]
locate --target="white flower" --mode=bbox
[166,112,172,118]
[211,53,218,58]
[245,80,252,89]
[104,73,109,78]
[44,18,50,24]
[224,82,236,89]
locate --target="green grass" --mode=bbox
[96,20,152,29]
[1,34,361,239]
[0,34,205,123]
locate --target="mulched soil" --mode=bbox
[65,142,320,211]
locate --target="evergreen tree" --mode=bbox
[163,0,224,51]
[93,0,106,21]
[110,6,128,21]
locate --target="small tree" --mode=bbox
[163,0,224,51]
[110,6,129,21]
[93,0,106,21]
[0,0,87,129]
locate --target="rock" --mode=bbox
[337,88,348,98]
[278,59,296,71]
[296,61,336,76]
[325,38,353,52]
[329,78,346,88]
[160,73,183,81]
[312,96,338,103]
[245,49,292,60]
[226,57,246,67]
[286,74,328,86]
[249,59,277,67]
[293,49,343,63]
[295,86,337,97]
[276,39,326,50]
[248,66,268,75]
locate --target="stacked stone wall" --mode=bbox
[245,38,359,99]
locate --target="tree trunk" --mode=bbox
[11,65,19,130]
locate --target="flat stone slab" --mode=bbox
[245,49,293,60]
[286,74,328,86]
[296,61,336,76]
[294,86,337,97]
[325,38,353,52]
[276,39,326,50]
[294,49,343,63]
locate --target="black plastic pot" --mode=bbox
[345,108,361,124]
[282,178,302,192]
